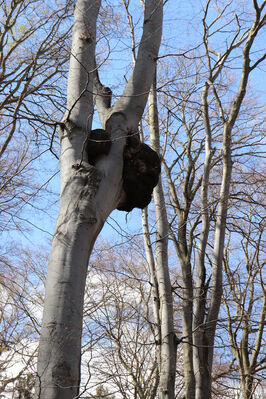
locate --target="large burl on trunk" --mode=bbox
[117,136,161,212]
[85,130,161,211]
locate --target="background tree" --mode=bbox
[0,0,72,236]
[0,2,72,394]
[0,248,46,397]
[223,190,265,399]
[141,1,265,398]
[142,74,177,399]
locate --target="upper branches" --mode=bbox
[94,0,163,130]
[0,0,73,231]
[202,0,266,128]
[0,0,73,155]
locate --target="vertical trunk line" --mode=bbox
[142,208,162,370]
[147,73,177,399]
[193,82,214,399]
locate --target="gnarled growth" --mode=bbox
[117,136,161,211]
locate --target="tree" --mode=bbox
[142,73,177,399]
[223,191,265,399]
[82,242,160,399]
[35,1,163,398]
[191,3,265,398]
[0,248,46,397]
[0,0,72,235]
[0,2,73,393]
[117,3,177,394]
[1,1,264,398]
[141,1,265,398]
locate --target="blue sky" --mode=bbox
[4,0,265,256]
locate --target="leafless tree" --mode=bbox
[223,181,265,399]
[141,1,265,398]
[0,248,46,397]
[0,0,72,234]
[81,243,160,399]
[35,1,163,397]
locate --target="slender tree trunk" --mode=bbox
[179,254,195,399]
[171,223,195,399]
[142,208,162,373]
[145,74,177,399]
[166,180,195,398]
[241,375,254,399]
[202,124,233,399]
[193,82,213,399]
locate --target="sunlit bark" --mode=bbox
[36,0,163,397]
[145,73,177,399]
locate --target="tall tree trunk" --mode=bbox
[165,179,195,399]
[35,2,102,397]
[193,81,213,399]
[178,246,195,399]
[36,0,163,397]
[146,74,177,399]
[142,208,162,382]
[200,123,233,399]
[241,375,254,399]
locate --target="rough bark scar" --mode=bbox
[74,164,103,225]
[79,28,94,43]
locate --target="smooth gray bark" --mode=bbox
[36,3,102,398]
[164,169,195,398]
[142,208,162,376]
[36,1,163,398]
[147,76,177,399]
[192,81,213,399]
